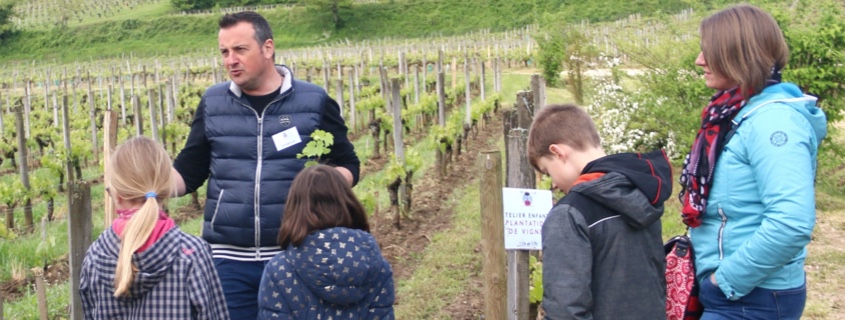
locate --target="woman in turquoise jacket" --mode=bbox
[679,5,827,319]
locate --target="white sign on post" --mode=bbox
[502,187,553,250]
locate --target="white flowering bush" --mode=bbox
[585,54,710,161]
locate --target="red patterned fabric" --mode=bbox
[678,88,746,228]
[665,235,703,320]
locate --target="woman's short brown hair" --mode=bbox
[277,165,370,248]
[527,104,601,170]
[700,4,788,98]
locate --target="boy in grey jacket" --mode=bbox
[527,104,671,320]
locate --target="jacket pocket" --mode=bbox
[211,189,225,230]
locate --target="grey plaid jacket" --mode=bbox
[80,227,229,319]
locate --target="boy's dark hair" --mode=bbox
[527,104,601,170]
[278,165,370,248]
[219,11,274,46]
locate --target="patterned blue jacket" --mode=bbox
[257,227,395,319]
[79,227,229,319]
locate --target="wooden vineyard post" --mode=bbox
[464,53,472,149]
[480,57,487,101]
[451,56,458,89]
[119,70,126,125]
[436,50,447,178]
[103,107,118,227]
[422,52,428,89]
[1,291,4,320]
[68,181,92,320]
[413,64,420,105]
[35,268,48,320]
[323,61,331,95]
[348,71,356,132]
[0,91,4,133]
[14,106,34,232]
[479,151,507,320]
[391,78,406,224]
[158,83,166,135]
[529,76,546,189]
[515,91,534,131]
[495,56,502,93]
[530,74,545,110]
[505,126,535,320]
[379,62,389,102]
[62,91,74,184]
[52,88,59,128]
[148,88,159,142]
[24,81,31,139]
[133,94,143,136]
[437,50,446,126]
[335,79,344,119]
[88,73,99,165]
[400,51,409,90]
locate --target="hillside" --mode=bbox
[0,0,701,63]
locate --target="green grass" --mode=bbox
[395,175,484,319]
[71,1,174,28]
[0,0,707,64]
[0,168,208,283]
[4,280,72,320]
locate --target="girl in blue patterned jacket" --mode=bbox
[258,164,395,320]
[80,137,229,319]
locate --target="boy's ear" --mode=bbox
[548,144,567,160]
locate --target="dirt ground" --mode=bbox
[370,115,500,318]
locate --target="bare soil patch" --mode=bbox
[371,111,500,315]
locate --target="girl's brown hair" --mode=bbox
[277,165,370,248]
[106,136,173,297]
[700,4,788,98]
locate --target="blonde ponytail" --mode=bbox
[113,196,161,297]
[106,137,173,298]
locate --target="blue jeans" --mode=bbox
[214,258,267,320]
[699,274,806,320]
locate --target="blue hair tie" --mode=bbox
[145,192,157,199]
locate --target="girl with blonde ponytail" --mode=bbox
[79,136,229,319]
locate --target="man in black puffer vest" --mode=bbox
[171,11,360,319]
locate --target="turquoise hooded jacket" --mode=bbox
[690,82,827,300]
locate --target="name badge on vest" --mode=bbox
[272,127,302,151]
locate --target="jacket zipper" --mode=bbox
[717,207,728,260]
[211,189,225,230]
[236,90,291,260]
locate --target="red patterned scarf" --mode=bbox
[678,87,746,227]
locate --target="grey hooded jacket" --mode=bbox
[542,150,671,320]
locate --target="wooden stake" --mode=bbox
[88,73,99,165]
[103,108,118,227]
[134,94,143,136]
[14,106,34,232]
[35,269,48,320]
[391,78,406,215]
[349,70,356,132]
[505,127,534,320]
[68,181,92,320]
[479,151,507,320]
[149,89,159,141]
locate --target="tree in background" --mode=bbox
[535,15,598,104]
[303,0,352,30]
[0,0,15,41]
[171,0,216,10]
[171,0,295,11]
